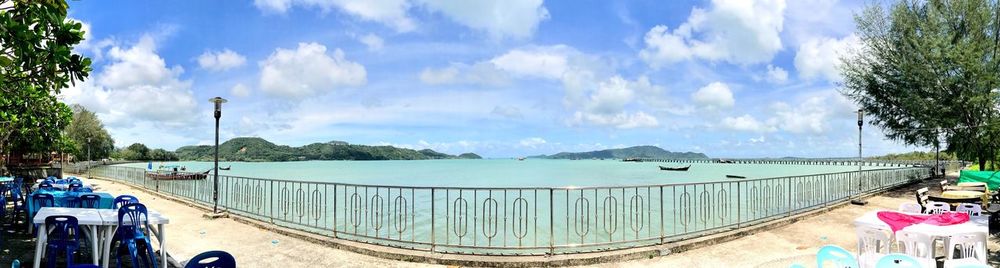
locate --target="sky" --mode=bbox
[58,0,925,158]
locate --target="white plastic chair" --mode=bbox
[856,225,892,268]
[894,230,936,268]
[875,253,923,267]
[926,201,951,214]
[943,232,988,268]
[897,202,923,214]
[955,203,982,216]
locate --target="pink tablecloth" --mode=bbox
[876,211,969,232]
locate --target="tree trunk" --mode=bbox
[980,155,987,171]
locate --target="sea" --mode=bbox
[117,159,888,187]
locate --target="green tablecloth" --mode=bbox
[957,170,1000,191]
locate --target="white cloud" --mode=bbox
[491,105,523,119]
[772,90,855,134]
[197,49,246,72]
[585,76,635,115]
[765,64,788,84]
[230,83,250,97]
[721,114,775,132]
[570,111,659,129]
[358,33,384,51]
[416,0,549,39]
[253,0,415,32]
[259,42,367,99]
[489,45,572,80]
[419,62,508,86]
[519,137,547,148]
[691,82,735,110]
[639,0,786,68]
[62,35,198,127]
[794,34,860,82]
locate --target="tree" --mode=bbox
[841,0,1000,170]
[0,0,91,166]
[65,105,114,161]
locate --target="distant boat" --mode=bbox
[718,159,735,163]
[726,175,746,179]
[659,165,690,171]
[622,158,642,162]
[517,157,526,161]
[219,165,231,171]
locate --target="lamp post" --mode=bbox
[209,97,227,214]
[851,109,867,205]
[87,137,91,162]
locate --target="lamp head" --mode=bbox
[857,109,863,127]
[209,97,228,112]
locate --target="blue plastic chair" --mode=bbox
[184,251,236,268]
[44,215,81,268]
[68,183,84,192]
[31,194,56,234]
[115,203,157,268]
[113,195,139,209]
[817,245,859,268]
[69,265,100,268]
[79,194,102,209]
[63,196,82,208]
[38,182,54,191]
[11,259,19,268]
[10,185,26,222]
[875,254,922,267]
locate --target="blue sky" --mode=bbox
[59,0,923,158]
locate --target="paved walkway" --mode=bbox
[79,174,997,267]
[83,176,439,268]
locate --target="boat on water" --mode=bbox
[658,165,690,171]
[145,165,209,180]
[517,157,526,161]
[219,165,231,171]
[622,157,643,162]
[726,175,747,179]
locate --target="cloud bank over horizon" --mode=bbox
[60,0,922,158]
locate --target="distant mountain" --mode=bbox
[175,137,480,161]
[536,145,708,160]
[458,153,483,159]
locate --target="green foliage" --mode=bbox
[541,145,708,160]
[112,143,177,161]
[0,0,92,165]
[842,0,1000,170]
[65,105,114,161]
[175,137,477,161]
[872,151,958,161]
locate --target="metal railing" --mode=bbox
[85,164,930,255]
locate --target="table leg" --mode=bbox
[89,225,99,265]
[159,223,166,268]
[103,226,116,268]
[32,223,46,268]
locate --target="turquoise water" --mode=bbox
[118,159,888,187]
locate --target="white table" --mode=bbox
[98,208,169,268]
[32,207,104,267]
[854,210,989,236]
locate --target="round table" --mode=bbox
[942,190,986,199]
[957,182,988,187]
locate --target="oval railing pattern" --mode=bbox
[83,161,932,255]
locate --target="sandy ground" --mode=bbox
[67,174,997,268]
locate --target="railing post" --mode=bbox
[548,188,554,255]
[431,189,436,252]
[736,182,741,229]
[270,180,275,223]
[659,186,664,244]
[787,177,792,217]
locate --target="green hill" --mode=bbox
[175,137,479,161]
[537,145,708,159]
